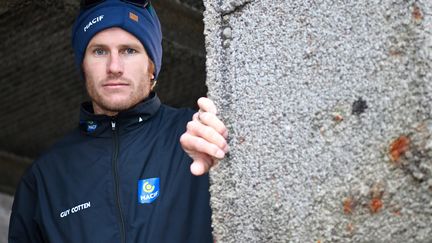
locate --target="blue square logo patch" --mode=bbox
[138,178,160,204]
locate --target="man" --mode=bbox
[8,0,228,242]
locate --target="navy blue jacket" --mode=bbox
[9,93,213,243]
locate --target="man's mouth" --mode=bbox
[103,82,129,87]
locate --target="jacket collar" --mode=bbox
[79,92,161,137]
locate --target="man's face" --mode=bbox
[83,27,154,116]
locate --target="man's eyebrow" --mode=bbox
[118,43,145,51]
[87,43,107,49]
[86,43,144,51]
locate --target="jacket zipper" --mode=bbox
[112,120,126,243]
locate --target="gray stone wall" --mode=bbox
[204,0,432,242]
[0,193,13,242]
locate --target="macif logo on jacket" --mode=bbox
[138,178,160,204]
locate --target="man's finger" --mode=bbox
[180,133,225,159]
[189,154,213,176]
[198,112,228,139]
[192,112,199,121]
[197,97,217,115]
[186,120,228,152]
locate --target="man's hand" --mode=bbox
[180,97,229,176]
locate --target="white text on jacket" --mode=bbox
[60,201,91,218]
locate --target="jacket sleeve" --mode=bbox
[8,168,45,243]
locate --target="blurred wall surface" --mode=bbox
[204,0,432,242]
[0,193,13,242]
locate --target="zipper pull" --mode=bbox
[111,121,116,131]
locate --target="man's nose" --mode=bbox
[107,53,123,75]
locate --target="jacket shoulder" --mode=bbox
[30,128,83,167]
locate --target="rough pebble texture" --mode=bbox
[203,0,432,242]
[0,193,13,242]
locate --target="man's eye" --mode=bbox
[124,48,137,55]
[94,49,106,56]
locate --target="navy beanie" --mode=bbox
[72,0,162,79]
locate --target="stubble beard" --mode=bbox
[86,76,151,115]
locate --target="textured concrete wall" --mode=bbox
[0,193,13,242]
[204,0,432,242]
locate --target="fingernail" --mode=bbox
[223,144,229,153]
[215,150,225,158]
[223,130,228,139]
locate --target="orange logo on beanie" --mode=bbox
[129,12,139,22]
